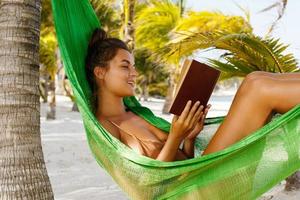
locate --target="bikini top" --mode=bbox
[107,119,165,159]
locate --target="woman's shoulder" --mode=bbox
[97,116,121,140]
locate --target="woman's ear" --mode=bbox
[94,66,106,79]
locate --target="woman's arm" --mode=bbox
[156,134,183,161]
[182,104,211,158]
[182,138,195,158]
[156,100,203,162]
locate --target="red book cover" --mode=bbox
[169,59,221,116]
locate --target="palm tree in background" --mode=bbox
[0,0,53,198]
[135,0,253,113]
[40,0,59,119]
[122,0,136,50]
[90,0,122,37]
[134,48,169,100]
[163,32,298,80]
[160,0,297,78]
[90,0,173,100]
[40,30,58,119]
[209,33,299,75]
[135,0,181,110]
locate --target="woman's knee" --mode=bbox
[245,71,272,81]
[235,73,274,111]
[240,72,271,95]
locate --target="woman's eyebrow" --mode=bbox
[121,59,135,66]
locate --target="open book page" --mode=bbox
[171,59,192,103]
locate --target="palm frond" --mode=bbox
[135,0,181,51]
[208,32,298,77]
[90,0,121,37]
[154,12,252,62]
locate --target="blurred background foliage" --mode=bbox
[40,0,298,113]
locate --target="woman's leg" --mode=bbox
[247,71,300,80]
[202,72,300,155]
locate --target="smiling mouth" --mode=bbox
[128,82,135,87]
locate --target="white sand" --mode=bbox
[41,95,300,199]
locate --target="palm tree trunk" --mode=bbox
[40,73,48,103]
[178,0,185,17]
[123,0,135,51]
[62,76,79,111]
[141,79,149,101]
[55,48,65,95]
[0,0,54,199]
[46,78,56,120]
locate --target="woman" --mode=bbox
[85,28,300,162]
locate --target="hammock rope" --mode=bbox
[52,0,300,199]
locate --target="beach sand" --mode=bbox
[41,95,300,199]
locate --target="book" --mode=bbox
[168,59,221,116]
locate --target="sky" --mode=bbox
[185,0,300,63]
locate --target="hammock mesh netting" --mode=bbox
[52,0,300,199]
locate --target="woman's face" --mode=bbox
[96,49,138,97]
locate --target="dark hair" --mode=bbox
[85,28,130,112]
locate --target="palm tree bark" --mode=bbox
[39,73,48,103]
[0,0,53,199]
[123,0,135,51]
[141,78,149,101]
[46,78,56,120]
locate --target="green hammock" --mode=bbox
[52,0,300,199]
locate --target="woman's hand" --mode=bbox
[169,100,204,142]
[182,104,211,158]
[185,104,211,140]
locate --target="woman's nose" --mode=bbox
[130,66,138,76]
